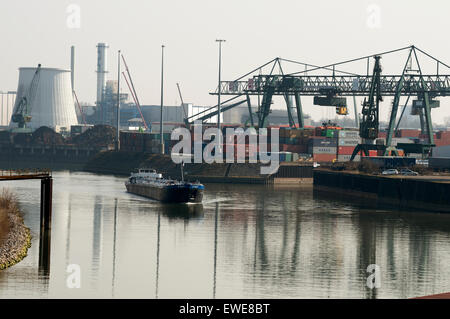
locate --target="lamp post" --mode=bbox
[216,39,225,151]
[116,50,121,151]
[160,45,165,154]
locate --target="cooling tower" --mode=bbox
[9,67,79,131]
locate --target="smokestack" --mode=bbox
[96,43,109,106]
[71,45,75,92]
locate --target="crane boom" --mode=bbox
[176,83,189,127]
[121,54,149,130]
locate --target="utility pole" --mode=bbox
[216,39,225,151]
[116,50,121,151]
[160,45,165,154]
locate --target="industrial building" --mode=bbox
[0,91,16,128]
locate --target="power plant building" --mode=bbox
[9,67,79,131]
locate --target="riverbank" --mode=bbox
[0,190,32,270]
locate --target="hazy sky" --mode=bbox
[1,0,450,124]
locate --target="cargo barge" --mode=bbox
[125,168,204,203]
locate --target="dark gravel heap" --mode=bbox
[31,126,65,145]
[71,125,116,148]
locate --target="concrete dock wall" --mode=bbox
[313,170,450,213]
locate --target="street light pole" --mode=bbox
[116,49,121,151]
[160,45,165,154]
[216,39,225,151]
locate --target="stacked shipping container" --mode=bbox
[336,129,361,162]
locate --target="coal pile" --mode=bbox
[13,133,32,145]
[31,126,65,145]
[71,125,116,148]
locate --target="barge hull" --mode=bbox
[126,183,203,203]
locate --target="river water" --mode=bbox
[0,171,450,299]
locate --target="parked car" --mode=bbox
[400,168,419,176]
[382,169,399,175]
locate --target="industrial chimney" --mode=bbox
[71,45,75,92]
[96,43,108,107]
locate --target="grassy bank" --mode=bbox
[0,190,32,270]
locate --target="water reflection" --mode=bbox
[112,198,118,298]
[213,202,218,299]
[160,203,204,220]
[155,210,160,299]
[1,172,450,299]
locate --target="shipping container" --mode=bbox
[338,138,361,146]
[324,129,338,138]
[378,131,387,138]
[310,146,337,155]
[396,129,420,138]
[308,137,337,147]
[337,154,361,162]
[337,146,356,155]
[281,144,308,153]
[338,130,360,139]
[429,157,450,170]
[432,145,450,158]
[313,153,336,162]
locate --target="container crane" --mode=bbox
[350,56,386,160]
[11,64,41,129]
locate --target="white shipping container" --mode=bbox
[337,154,361,162]
[338,138,361,146]
[310,146,337,155]
[338,130,360,139]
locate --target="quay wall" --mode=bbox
[313,169,450,213]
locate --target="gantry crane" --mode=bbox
[207,45,450,156]
[11,64,41,129]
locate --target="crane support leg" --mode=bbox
[284,94,295,128]
[385,78,405,154]
[246,94,254,127]
[353,95,359,128]
[258,87,274,128]
[294,93,304,129]
[394,95,411,134]
[419,108,425,134]
[422,89,434,145]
